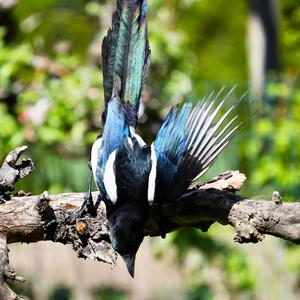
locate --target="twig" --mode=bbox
[0,234,26,300]
[0,146,34,194]
[1,146,300,298]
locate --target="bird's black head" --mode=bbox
[108,207,147,278]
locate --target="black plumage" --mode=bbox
[91,0,243,277]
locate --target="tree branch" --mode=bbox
[0,147,299,298]
[0,146,34,195]
[146,188,300,244]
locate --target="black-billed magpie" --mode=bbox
[90,0,242,277]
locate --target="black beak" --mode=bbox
[122,253,136,278]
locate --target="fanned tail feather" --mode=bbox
[102,0,150,126]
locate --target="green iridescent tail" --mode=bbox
[102,0,150,127]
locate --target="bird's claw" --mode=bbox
[67,192,96,224]
[67,207,84,224]
[84,190,97,216]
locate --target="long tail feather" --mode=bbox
[102,0,150,126]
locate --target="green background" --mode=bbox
[1,0,300,299]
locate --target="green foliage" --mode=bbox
[12,0,97,56]
[186,284,213,300]
[281,1,300,71]
[94,287,127,300]
[49,285,72,300]
[1,0,300,299]
[240,81,300,199]
[8,279,34,299]
[148,0,247,109]
[0,28,102,159]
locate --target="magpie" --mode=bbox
[90,0,242,277]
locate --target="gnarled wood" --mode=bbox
[1,146,300,298]
[0,146,34,195]
[1,174,299,246]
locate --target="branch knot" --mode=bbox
[0,146,34,194]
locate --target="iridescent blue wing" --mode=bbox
[92,97,130,205]
[152,88,240,202]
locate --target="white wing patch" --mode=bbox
[103,150,118,204]
[91,137,103,188]
[130,126,146,147]
[134,133,146,147]
[127,137,133,149]
[147,144,157,205]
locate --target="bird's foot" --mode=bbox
[85,161,96,215]
[67,206,84,224]
[84,189,97,216]
[67,161,97,223]
[67,191,96,224]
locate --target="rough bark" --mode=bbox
[0,147,299,298]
